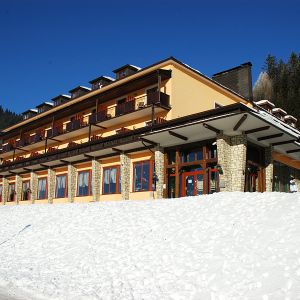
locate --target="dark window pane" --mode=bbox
[141,162,150,191]
[134,164,142,191]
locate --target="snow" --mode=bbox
[0,192,300,300]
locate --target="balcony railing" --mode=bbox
[66,120,82,132]
[46,125,64,138]
[89,110,111,124]
[146,91,169,107]
[28,134,44,144]
[116,99,136,116]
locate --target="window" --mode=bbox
[103,166,121,194]
[56,174,68,198]
[37,178,47,199]
[77,170,91,196]
[22,181,30,201]
[206,144,217,159]
[180,149,203,163]
[8,183,15,201]
[133,160,155,192]
[0,185,2,202]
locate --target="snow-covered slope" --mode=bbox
[0,192,299,300]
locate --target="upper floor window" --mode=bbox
[133,160,155,192]
[77,170,92,196]
[38,178,47,200]
[180,149,203,163]
[56,174,68,198]
[103,166,121,194]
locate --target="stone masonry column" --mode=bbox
[120,153,131,200]
[265,146,273,192]
[30,171,38,203]
[92,158,101,202]
[68,164,76,203]
[154,146,165,199]
[216,133,231,192]
[2,177,9,205]
[229,134,247,192]
[217,133,247,192]
[15,174,22,204]
[48,168,55,204]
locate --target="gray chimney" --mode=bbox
[212,62,253,100]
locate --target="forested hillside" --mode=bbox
[0,105,22,130]
[253,52,300,126]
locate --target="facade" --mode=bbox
[0,57,300,205]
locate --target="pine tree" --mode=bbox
[0,105,22,130]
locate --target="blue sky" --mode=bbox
[0,0,299,113]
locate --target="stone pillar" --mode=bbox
[68,164,76,202]
[2,177,9,205]
[265,146,273,192]
[120,153,131,200]
[216,133,231,192]
[92,158,101,201]
[15,175,22,204]
[30,171,38,203]
[48,168,55,204]
[230,134,247,192]
[217,134,247,192]
[154,146,165,199]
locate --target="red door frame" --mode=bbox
[181,170,205,197]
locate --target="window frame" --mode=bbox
[102,165,121,195]
[55,174,68,198]
[133,160,155,192]
[76,170,92,197]
[37,177,48,200]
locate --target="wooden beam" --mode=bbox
[257,133,283,141]
[272,140,296,146]
[40,163,50,168]
[233,114,248,131]
[91,124,106,129]
[9,171,17,175]
[47,137,61,142]
[139,137,157,146]
[23,167,33,172]
[245,126,270,134]
[60,159,70,164]
[112,147,123,153]
[203,123,220,134]
[14,147,30,153]
[169,130,188,141]
[286,149,300,154]
[84,154,94,159]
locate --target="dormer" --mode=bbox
[113,64,141,80]
[284,115,297,128]
[255,100,275,114]
[69,86,91,99]
[22,109,38,120]
[272,107,287,121]
[36,102,54,114]
[89,76,115,91]
[52,94,71,106]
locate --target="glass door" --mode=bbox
[22,181,30,201]
[182,171,204,197]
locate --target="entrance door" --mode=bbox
[182,171,204,197]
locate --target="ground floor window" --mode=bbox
[38,178,48,199]
[56,174,68,198]
[273,161,299,192]
[22,180,30,201]
[103,166,121,194]
[0,185,2,202]
[77,170,92,196]
[133,160,154,192]
[8,183,15,201]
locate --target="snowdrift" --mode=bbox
[0,192,299,299]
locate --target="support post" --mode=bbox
[120,153,131,200]
[47,168,55,204]
[2,177,9,205]
[154,146,165,199]
[265,146,273,192]
[15,174,22,204]
[30,171,38,204]
[92,158,101,201]
[68,164,76,202]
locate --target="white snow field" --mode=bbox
[0,192,300,300]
